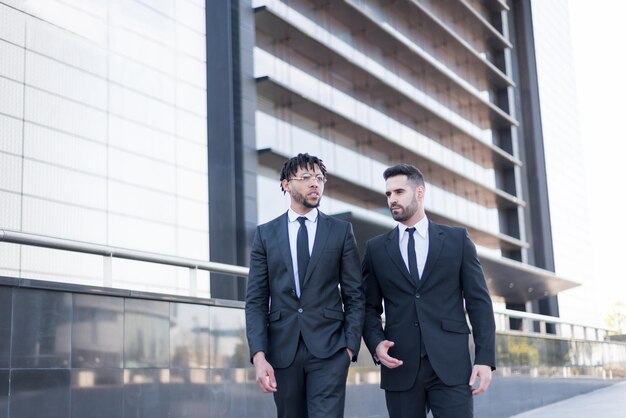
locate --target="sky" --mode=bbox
[567,0,626,319]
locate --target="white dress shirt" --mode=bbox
[288,208,318,296]
[398,216,429,278]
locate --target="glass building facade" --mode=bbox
[0,0,211,296]
[530,0,598,327]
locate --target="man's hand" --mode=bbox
[253,352,277,393]
[375,340,403,369]
[346,348,354,361]
[469,364,492,395]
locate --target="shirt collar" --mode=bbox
[398,215,429,238]
[288,208,318,223]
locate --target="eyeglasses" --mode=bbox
[289,173,327,184]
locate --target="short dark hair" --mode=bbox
[383,164,425,187]
[280,153,327,193]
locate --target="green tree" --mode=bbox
[605,301,626,334]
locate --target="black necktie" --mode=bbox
[406,227,419,283]
[297,217,310,294]
[407,227,426,357]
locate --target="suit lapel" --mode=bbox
[303,212,330,286]
[275,212,295,281]
[384,227,414,287]
[417,221,445,288]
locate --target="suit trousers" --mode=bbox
[385,355,473,418]
[273,337,351,418]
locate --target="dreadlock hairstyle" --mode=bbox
[383,164,425,187]
[280,153,328,194]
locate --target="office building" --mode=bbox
[0,0,578,314]
[530,0,608,330]
[251,0,578,318]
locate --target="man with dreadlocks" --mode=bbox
[246,153,364,418]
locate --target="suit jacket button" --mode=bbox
[415,294,420,299]
[298,308,303,313]
[414,321,419,327]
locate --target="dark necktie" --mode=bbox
[407,227,426,357]
[406,227,419,283]
[297,217,310,294]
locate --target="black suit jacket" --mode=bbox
[246,211,364,368]
[362,221,495,391]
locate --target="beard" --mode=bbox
[390,199,418,222]
[291,190,321,208]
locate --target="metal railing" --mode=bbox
[0,229,248,296]
[1,229,620,341]
[493,307,618,342]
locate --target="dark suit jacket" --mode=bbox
[362,221,495,391]
[246,211,364,369]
